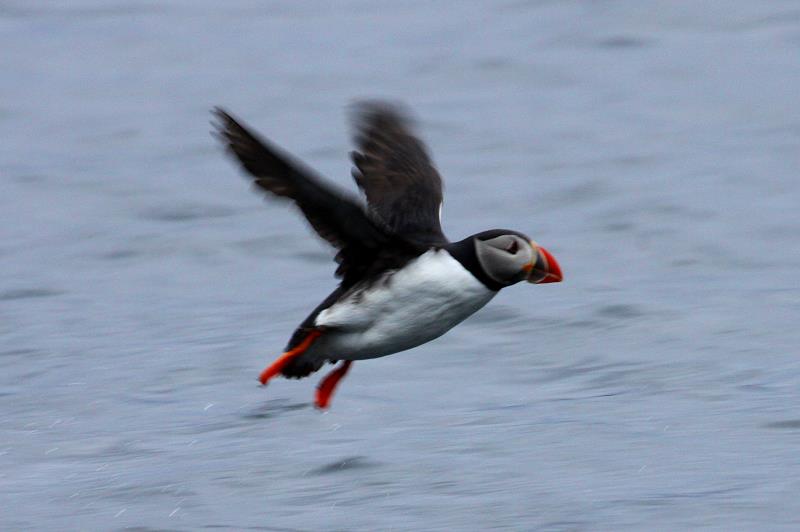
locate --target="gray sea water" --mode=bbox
[2,1,800,530]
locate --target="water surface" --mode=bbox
[2,1,800,530]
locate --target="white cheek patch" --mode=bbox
[475,235,531,284]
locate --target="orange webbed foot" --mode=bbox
[315,360,353,409]
[258,330,322,386]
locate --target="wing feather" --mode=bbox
[213,107,386,252]
[350,101,446,245]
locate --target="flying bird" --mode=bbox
[212,102,562,409]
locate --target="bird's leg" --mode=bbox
[315,360,353,409]
[258,330,322,385]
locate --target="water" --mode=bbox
[2,1,800,530]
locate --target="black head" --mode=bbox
[446,229,563,290]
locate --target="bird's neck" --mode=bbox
[445,237,505,291]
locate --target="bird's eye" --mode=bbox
[506,240,519,254]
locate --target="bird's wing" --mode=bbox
[213,107,388,253]
[350,101,447,245]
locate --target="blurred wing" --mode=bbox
[350,101,446,245]
[213,107,387,252]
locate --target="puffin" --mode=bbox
[212,102,562,409]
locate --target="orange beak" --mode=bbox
[524,243,563,284]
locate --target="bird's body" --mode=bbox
[213,101,562,408]
[309,248,496,361]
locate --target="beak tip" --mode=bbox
[540,273,563,284]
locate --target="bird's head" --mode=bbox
[473,230,563,287]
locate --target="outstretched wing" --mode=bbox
[213,107,387,253]
[350,101,446,245]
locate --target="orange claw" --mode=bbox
[315,360,353,409]
[258,330,322,385]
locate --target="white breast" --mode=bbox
[313,249,496,360]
